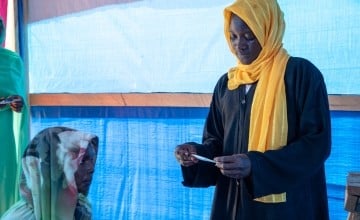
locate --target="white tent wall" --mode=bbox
[27,0,360,94]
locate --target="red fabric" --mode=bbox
[0,0,7,26]
[0,0,7,47]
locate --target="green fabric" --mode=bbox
[0,48,29,215]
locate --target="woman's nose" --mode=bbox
[233,37,246,50]
[238,37,248,48]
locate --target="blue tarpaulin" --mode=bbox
[30,107,360,220]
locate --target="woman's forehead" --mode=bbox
[82,144,97,160]
[230,14,252,31]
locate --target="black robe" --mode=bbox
[180,57,331,220]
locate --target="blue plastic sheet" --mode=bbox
[30,107,360,220]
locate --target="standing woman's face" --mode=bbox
[229,14,262,65]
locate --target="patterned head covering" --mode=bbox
[2,127,99,220]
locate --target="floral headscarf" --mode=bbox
[1,127,99,220]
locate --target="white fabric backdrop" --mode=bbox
[28,0,360,94]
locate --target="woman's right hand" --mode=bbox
[8,95,24,113]
[174,144,198,167]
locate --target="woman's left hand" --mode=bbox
[214,154,251,179]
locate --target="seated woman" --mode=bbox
[1,126,99,220]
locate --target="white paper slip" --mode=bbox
[192,154,215,163]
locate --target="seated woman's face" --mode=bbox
[75,144,97,195]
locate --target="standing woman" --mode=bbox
[174,0,331,219]
[0,17,29,215]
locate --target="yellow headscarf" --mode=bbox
[224,0,289,203]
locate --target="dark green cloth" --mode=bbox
[180,57,331,220]
[0,47,29,215]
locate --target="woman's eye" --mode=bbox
[229,32,255,42]
[79,156,88,165]
[244,33,255,40]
